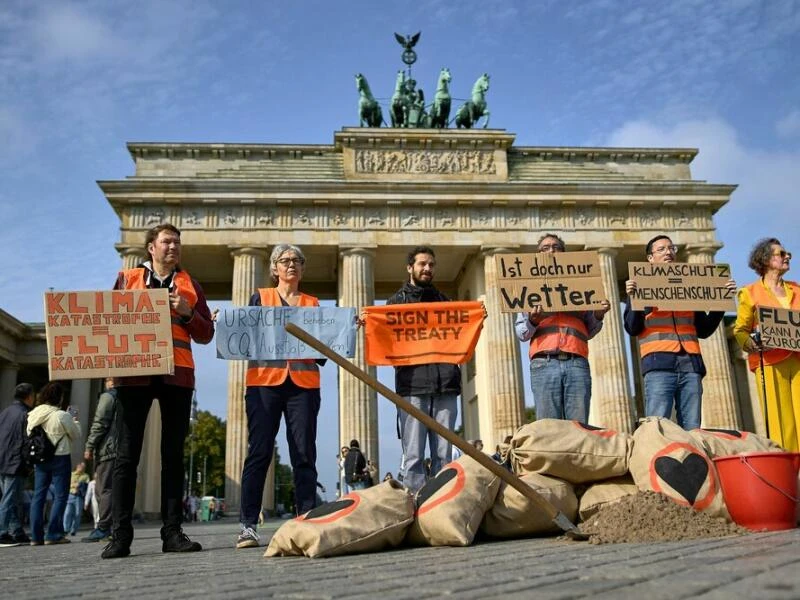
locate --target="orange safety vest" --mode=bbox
[745,280,800,371]
[245,288,321,389]
[638,310,700,358]
[121,268,198,370]
[529,314,590,359]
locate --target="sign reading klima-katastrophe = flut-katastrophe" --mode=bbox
[44,289,174,380]
[494,251,608,313]
[757,306,800,352]
[627,262,735,312]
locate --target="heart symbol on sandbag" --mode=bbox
[654,454,708,505]
[416,467,458,509]
[302,498,355,520]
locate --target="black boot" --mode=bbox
[161,528,202,553]
[101,540,131,559]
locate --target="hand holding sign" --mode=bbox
[169,289,192,319]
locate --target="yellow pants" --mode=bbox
[754,354,800,451]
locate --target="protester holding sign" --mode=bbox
[237,244,323,549]
[514,234,610,423]
[624,235,735,431]
[387,246,466,494]
[102,224,214,559]
[734,237,800,451]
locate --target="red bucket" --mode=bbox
[713,452,800,531]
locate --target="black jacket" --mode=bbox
[343,447,367,484]
[0,400,31,476]
[386,281,463,397]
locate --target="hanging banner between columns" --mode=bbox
[627,262,734,311]
[493,251,607,312]
[216,306,357,359]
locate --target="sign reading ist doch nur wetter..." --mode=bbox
[494,251,608,313]
[44,289,174,380]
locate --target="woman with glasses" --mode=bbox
[734,238,800,450]
[236,244,323,549]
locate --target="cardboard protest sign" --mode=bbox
[627,262,734,311]
[364,301,484,366]
[216,306,356,360]
[45,290,173,380]
[756,306,800,352]
[494,251,607,313]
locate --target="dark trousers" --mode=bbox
[240,379,321,526]
[112,383,192,544]
[95,459,113,531]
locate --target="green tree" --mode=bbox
[524,405,536,424]
[183,410,226,497]
[273,448,295,515]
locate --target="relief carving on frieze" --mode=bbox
[295,209,312,225]
[402,213,420,227]
[222,209,238,226]
[367,211,385,226]
[145,208,165,225]
[354,149,496,175]
[575,208,595,226]
[640,208,660,228]
[183,210,202,226]
[257,211,274,226]
[435,210,454,227]
[332,212,349,226]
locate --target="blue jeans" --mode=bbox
[398,394,458,494]
[30,454,71,543]
[63,494,83,534]
[529,355,591,422]
[0,474,25,537]
[644,370,703,430]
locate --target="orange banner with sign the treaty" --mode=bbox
[364,301,485,366]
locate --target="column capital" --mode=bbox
[584,244,623,256]
[229,246,268,259]
[339,246,376,259]
[685,242,724,256]
[480,245,520,258]
[115,245,146,259]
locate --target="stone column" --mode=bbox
[586,247,634,432]
[338,247,378,472]
[68,379,92,467]
[0,363,19,411]
[116,246,162,514]
[480,247,525,446]
[225,247,268,512]
[686,244,740,428]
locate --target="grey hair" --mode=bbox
[269,243,306,285]
[748,237,782,277]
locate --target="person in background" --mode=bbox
[82,377,117,543]
[0,383,35,547]
[84,478,99,529]
[27,382,81,545]
[516,234,610,423]
[734,238,800,450]
[237,244,323,549]
[62,461,89,536]
[343,439,368,491]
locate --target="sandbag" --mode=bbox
[406,455,500,546]
[689,428,784,458]
[480,472,578,538]
[264,480,414,558]
[578,474,638,522]
[509,419,631,484]
[630,417,730,520]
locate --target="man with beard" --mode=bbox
[386,246,461,493]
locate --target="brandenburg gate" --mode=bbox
[99,127,757,512]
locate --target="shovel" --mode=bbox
[285,322,589,541]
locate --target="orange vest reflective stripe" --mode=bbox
[639,310,700,358]
[121,268,197,370]
[529,314,590,358]
[745,281,800,371]
[245,288,321,389]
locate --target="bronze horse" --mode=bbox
[455,73,490,129]
[429,67,452,129]
[355,73,383,127]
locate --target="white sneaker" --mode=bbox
[236,526,260,549]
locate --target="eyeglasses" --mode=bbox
[276,257,304,266]
[651,245,678,255]
[772,250,792,259]
[538,244,565,252]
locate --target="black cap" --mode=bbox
[14,383,33,400]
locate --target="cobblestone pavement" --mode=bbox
[2,519,799,599]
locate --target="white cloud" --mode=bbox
[776,110,800,138]
[32,4,124,62]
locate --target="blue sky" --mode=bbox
[1,0,799,496]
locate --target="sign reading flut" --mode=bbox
[494,251,607,313]
[44,290,174,380]
[627,262,734,311]
[757,306,800,352]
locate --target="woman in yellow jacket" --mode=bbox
[236,244,323,549]
[734,237,800,451]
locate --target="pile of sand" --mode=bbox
[580,491,749,544]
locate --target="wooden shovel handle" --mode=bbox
[285,322,587,539]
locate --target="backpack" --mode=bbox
[26,425,60,465]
